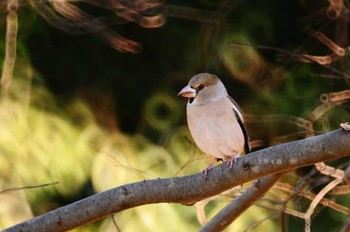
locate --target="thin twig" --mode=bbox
[0,181,59,194]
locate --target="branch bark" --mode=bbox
[199,173,284,232]
[3,128,350,232]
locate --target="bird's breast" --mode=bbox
[186,98,245,159]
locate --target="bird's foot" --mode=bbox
[202,157,221,179]
[227,155,240,169]
[202,162,214,178]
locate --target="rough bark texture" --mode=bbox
[199,173,284,232]
[3,128,350,232]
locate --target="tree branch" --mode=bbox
[199,173,284,232]
[3,128,350,232]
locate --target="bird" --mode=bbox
[177,73,250,176]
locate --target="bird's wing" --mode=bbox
[227,96,251,154]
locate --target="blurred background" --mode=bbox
[0,0,350,231]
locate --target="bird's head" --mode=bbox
[177,73,228,105]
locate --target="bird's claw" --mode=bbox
[227,155,239,169]
[202,162,214,179]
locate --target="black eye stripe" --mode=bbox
[190,84,205,93]
[197,84,205,91]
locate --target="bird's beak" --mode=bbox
[177,85,196,98]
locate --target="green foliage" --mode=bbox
[1,0,350,231]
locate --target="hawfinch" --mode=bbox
[178,73,250,175]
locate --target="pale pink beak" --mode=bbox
[177,85,196,98]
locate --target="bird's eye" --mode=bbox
[197,84,205,91]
